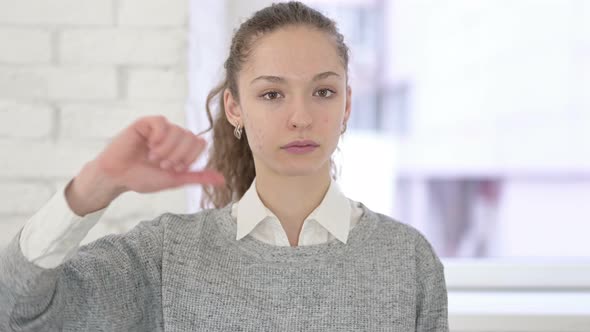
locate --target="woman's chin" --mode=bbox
[274,160,330,177]
[278,169,319,177]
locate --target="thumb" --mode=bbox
[170,169,226,187]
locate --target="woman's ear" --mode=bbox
[224,88,242,127]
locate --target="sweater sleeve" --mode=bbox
[414,231,449,332]
[0,213,167,332]
[20,178,108,269]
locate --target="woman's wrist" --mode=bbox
[64,160,127,217]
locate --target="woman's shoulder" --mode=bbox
[361,203,437,254]
[148,204,233,235]
[362,205,443,269]
[362,205,417,237]
[161,203,232,223]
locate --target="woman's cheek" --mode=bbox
[244,112,265,152]
[256,129,265,151]
[320,115,338,132]
[249,125,265,152]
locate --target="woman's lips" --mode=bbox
[281,139,319,154]
[282,145,318,154]
[281,140,319,148]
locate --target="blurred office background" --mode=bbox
[0,0,589,330]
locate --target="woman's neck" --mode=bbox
[254,165,331,246]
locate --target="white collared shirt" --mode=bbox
[19,177,363,269]
[232,177,362,246]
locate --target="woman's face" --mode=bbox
[224,25,351,178]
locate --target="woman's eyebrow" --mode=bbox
[249,71,341,85]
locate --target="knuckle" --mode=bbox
[184,145,202,164]
[160,121,170,135]
[188,132,199,145]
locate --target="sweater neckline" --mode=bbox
[212,200,379,263]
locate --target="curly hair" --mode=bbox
[197,1,350,209]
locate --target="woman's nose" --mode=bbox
[288,100,312,129]
[290,116,311,129]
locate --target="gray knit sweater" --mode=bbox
[0,202,448,331]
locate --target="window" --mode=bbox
[188,0,590,286]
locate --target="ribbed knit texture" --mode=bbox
[0,201,448,331]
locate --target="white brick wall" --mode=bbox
[128,68,187,100]
[0,0,113,25]
[0,101,53,137]
[0,66,118,100]
[0,0,190,248]
[60,29,186,65]
[0,28,52,64]
[118,0,189,26]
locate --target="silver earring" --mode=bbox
[341,123,347,134]
[234,122,242,140]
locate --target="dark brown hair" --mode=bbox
[198,1,350,209]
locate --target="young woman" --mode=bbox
[0,2,448,331]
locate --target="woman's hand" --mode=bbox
[95,115,224,193]
[65,115,225,216]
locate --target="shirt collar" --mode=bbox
[235,176,352,243]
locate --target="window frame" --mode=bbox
[444,258,590,291]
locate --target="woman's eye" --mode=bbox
[314,89,336,98]
[260,89,335,100]
[261,91,282,100]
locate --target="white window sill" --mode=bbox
[449,291,590,332]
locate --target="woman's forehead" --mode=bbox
[241,26,344,82]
